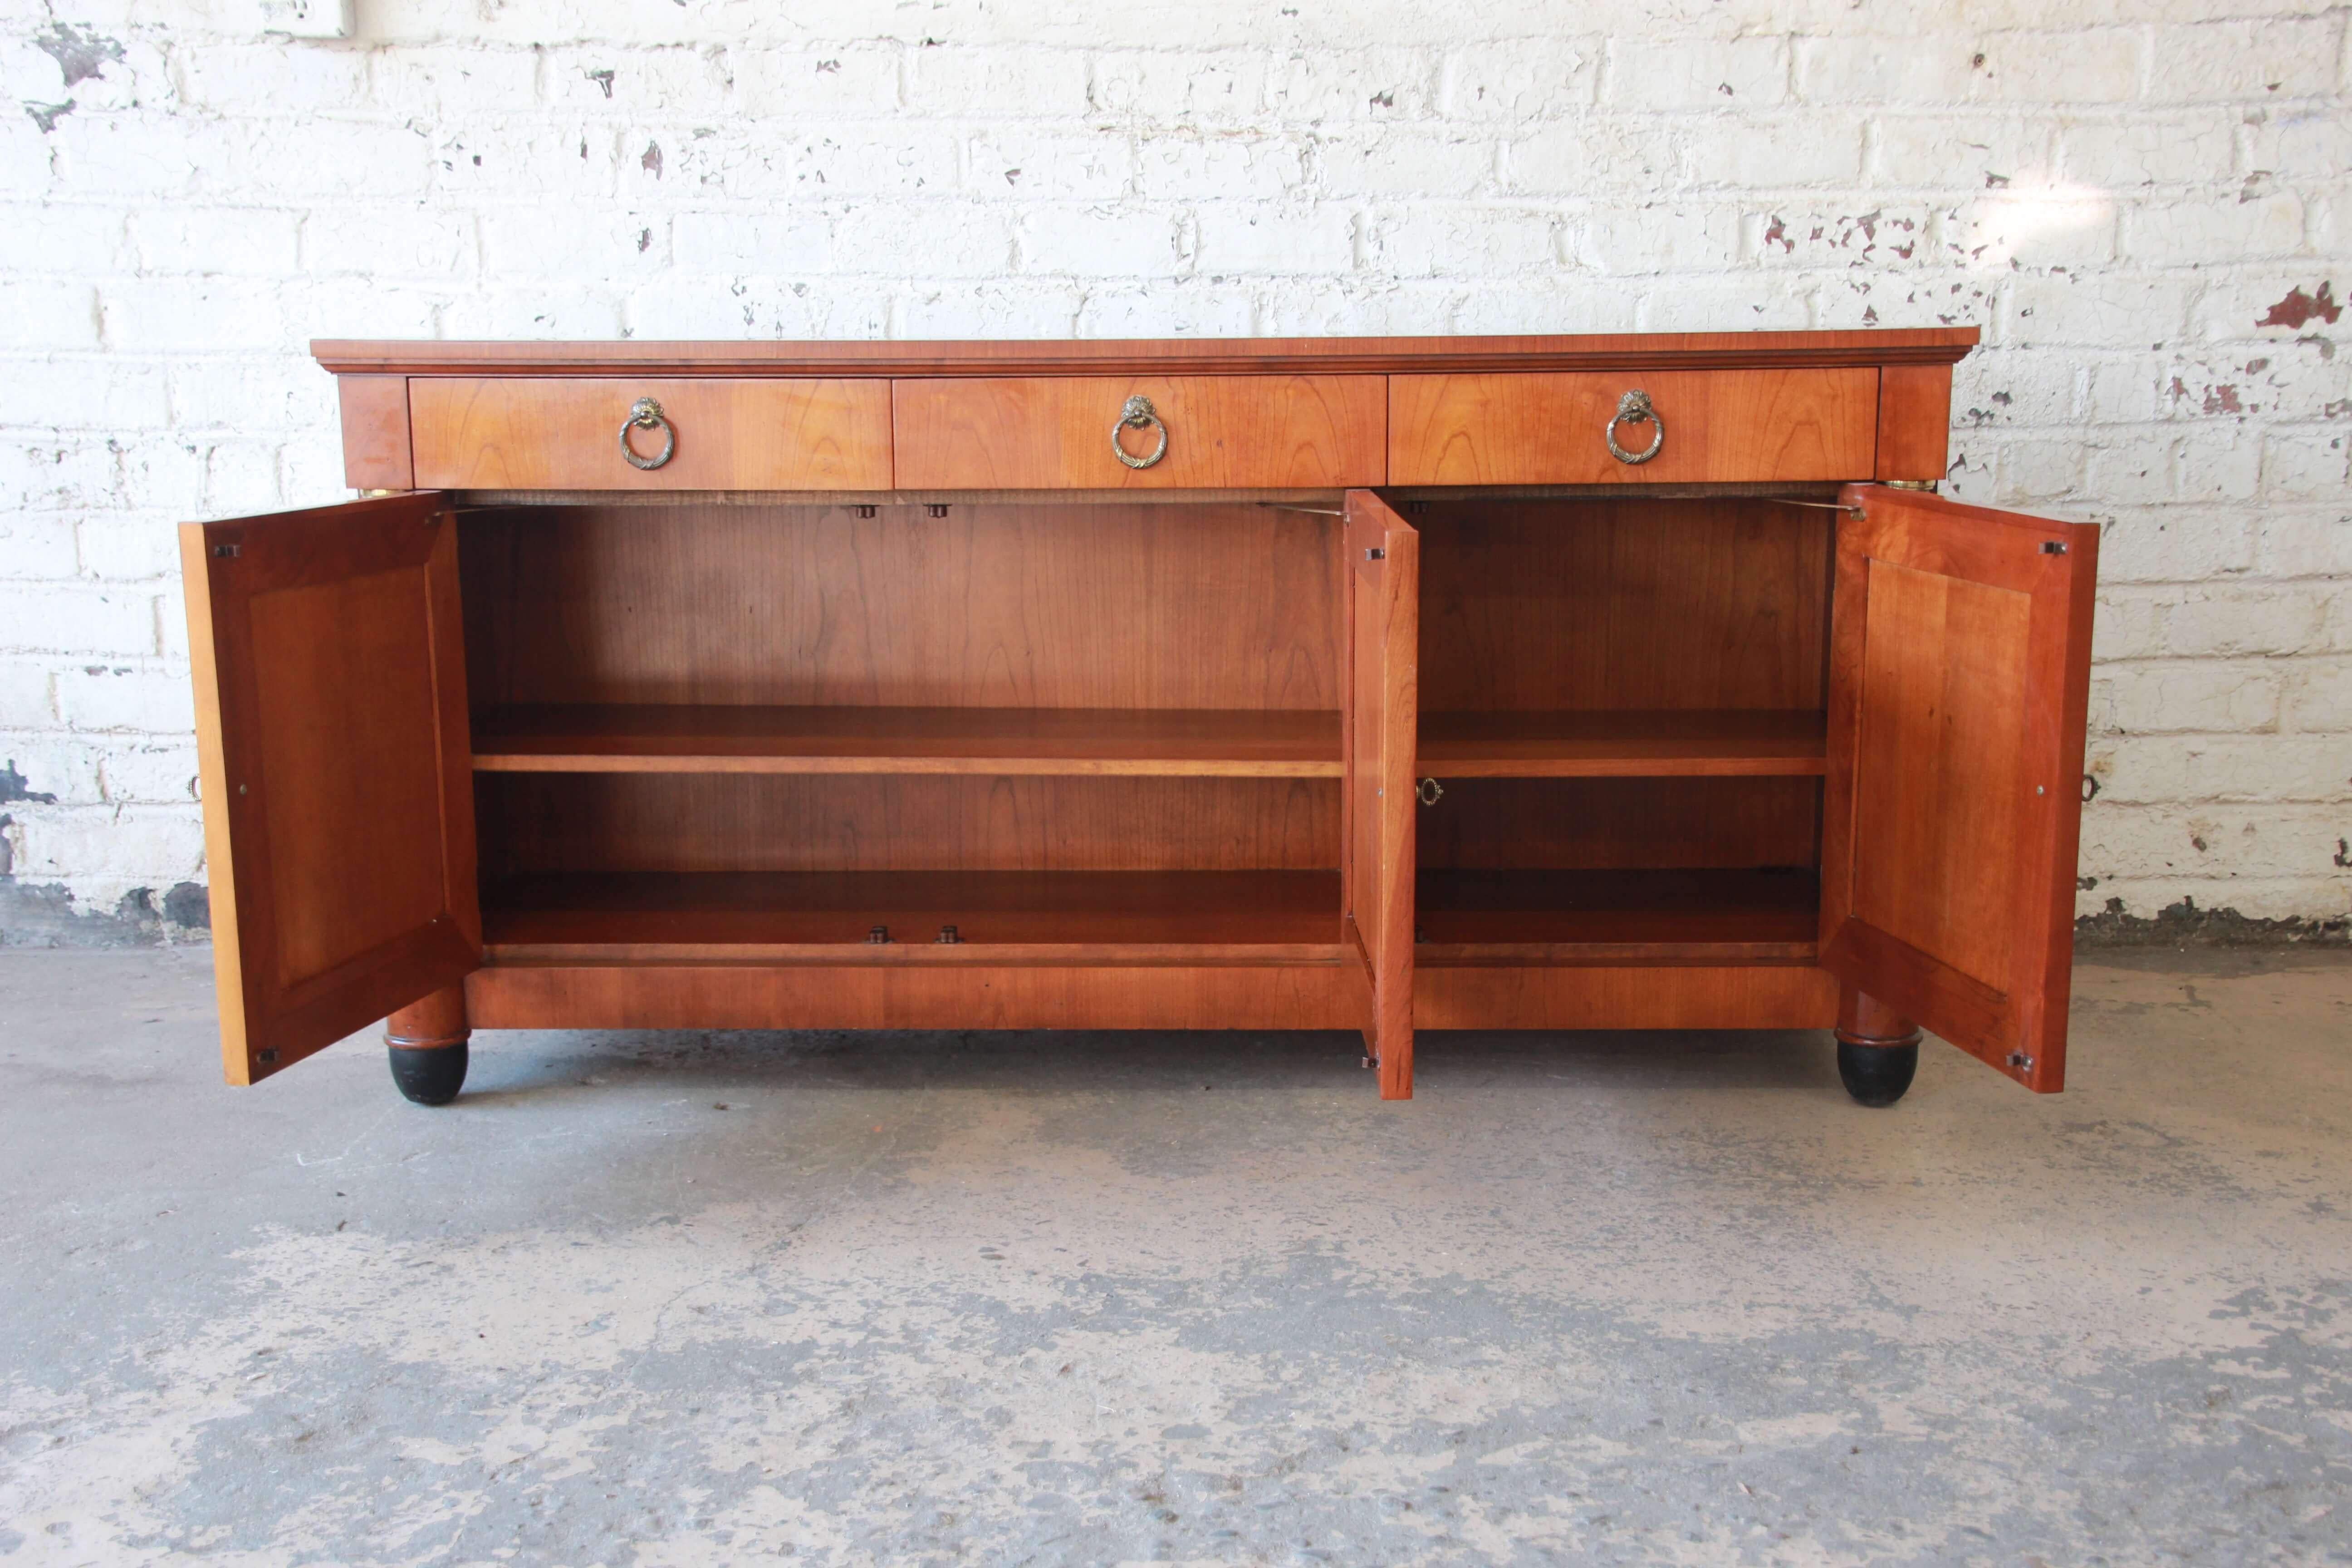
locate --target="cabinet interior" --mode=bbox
[456,492,1833,965]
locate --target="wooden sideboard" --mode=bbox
[181,331,2097,1109]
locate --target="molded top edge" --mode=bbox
[313,328,1979,377]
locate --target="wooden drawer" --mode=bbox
[409,378,893,490]
[1388,368,1878,485]
[892,375,1385,489]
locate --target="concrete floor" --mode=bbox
[0,951,2347,1566]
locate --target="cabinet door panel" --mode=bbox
[893,376,1386,489]
[1820,485,2097,1091]
[1342,489,1419,1099]
[181,493,480,1084]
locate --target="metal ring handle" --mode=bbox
[1605,389,1664,466]
[1112,395,1168,470]
[1416,777,1445,805]
[620,397,676,470]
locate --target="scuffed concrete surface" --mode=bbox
[1,951,2348,1565]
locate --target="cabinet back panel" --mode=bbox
[1416,499,1830,713]
[459,503,1340,713]
[1418,778,1821,870]
[478,773,1339,875]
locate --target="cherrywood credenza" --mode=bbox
[180,330,2097,1109]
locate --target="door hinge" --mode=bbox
[1365,546,1386,560]
[211,542,240,558]
[2040,540,2068,554]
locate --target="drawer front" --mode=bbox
[892,376,1386,489]
[409,378,893,490]
[1389,368,1878,485]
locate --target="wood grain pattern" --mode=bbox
[1874,363,1953,482]
[317,328,1980,378]
[1389,369,1879,485]
[475,773,1339,877]
[1417,778,1822,872]
[1342,490,1419,1098]
[336,374,412,490]
[180,493,479,1085]
[386,983,470,1049]
[472,704,1341,777]
[1414,964,1839,1030]
[1818,483,2099,1092]
[480,869,1343,962]
[1419,710,1825,777]
[467,961,1354,1032]
[457,503,1340,714]
[892,376,1385,489]
[410,377,891,490]
[1415,868,1818,965]
[1415,499,1832,715]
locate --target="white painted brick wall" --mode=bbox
[1,0,2346,935]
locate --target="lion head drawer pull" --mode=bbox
[1111,395,1168,470]
[619,397,676,470]
[1605,389,1664,466]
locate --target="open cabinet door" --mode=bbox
[181,492,480,1085]
[1820,484,2097,1092]
[1341,489,1419,1099]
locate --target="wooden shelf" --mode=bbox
[473,705,1342,778]
[1418,710,1827,778]
[481,869,1345,963]
[1415,868,1820,965]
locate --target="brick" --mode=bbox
[895,281,1084,338]
[904,47,1091,118]
[671,210,834,274]
[1869,113,2057,192]
[368,46,544,118]
[0,740,103,805]
[0,517,83,580]
[125,205,301,276]
[2079,806,2352,881]
[2256,507,2352,579]
[1950,192,2119,269]
[482,208,670,278]
[307,206,477,279]
[731,46,902,118]
[1365,206,1556,278]
[834,206,1014,278]
[1450,286,1639,335]
[9,804,204,884]
[964,129,1135,201]
[1442,38,1602,118]
[2281,659,2352,731]
[0,662,56,728]
[1754,206,1934,270]
[1639,275,1812,333]
[0,440,125,514]
[2061,113,2237,188]
[2160,585,2335,657]
[1193,205,1355,275]
[2001,437,2093,501]
[53,662,194,731]
[1690,116,1867,191]
[0,204,127,275]
[1794,36,1979,105]
[2145,18,2345,104]
[175,42,370,112]
[99,278,287,354]
[2098,663,2277,738]
[1973,29,2141,104]
[671,127,958,201]
[1137,135,1308,203]
[1262,49,1441,122]
[2262,431,2351,502]
[1315,131,1492,201]
[1089,51,1267,124]
[2092,735,2351,804]
[540,45,734,113]
[439,289,627,338]
[5,281,101,349]
[1607,37,1788,110]
[2092,509,2255,584]
[2125,192,2305,267]
[0,586,156,657]
[1504,119,1677,199]
[98,742,201,805]
[1017,208,1184,278]
[1949,349,2079,428]
[1564,205,1740,274]
[622,279,892,340]
[1075,285,1259,338]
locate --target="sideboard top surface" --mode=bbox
[313,328,1980,378]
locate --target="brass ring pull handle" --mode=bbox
[1416,777,1445,806]
[620,397,676,470]
[1112,395,1168,470]
[1605,389,1664,465]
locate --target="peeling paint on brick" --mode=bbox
[2257,283,2341,330]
